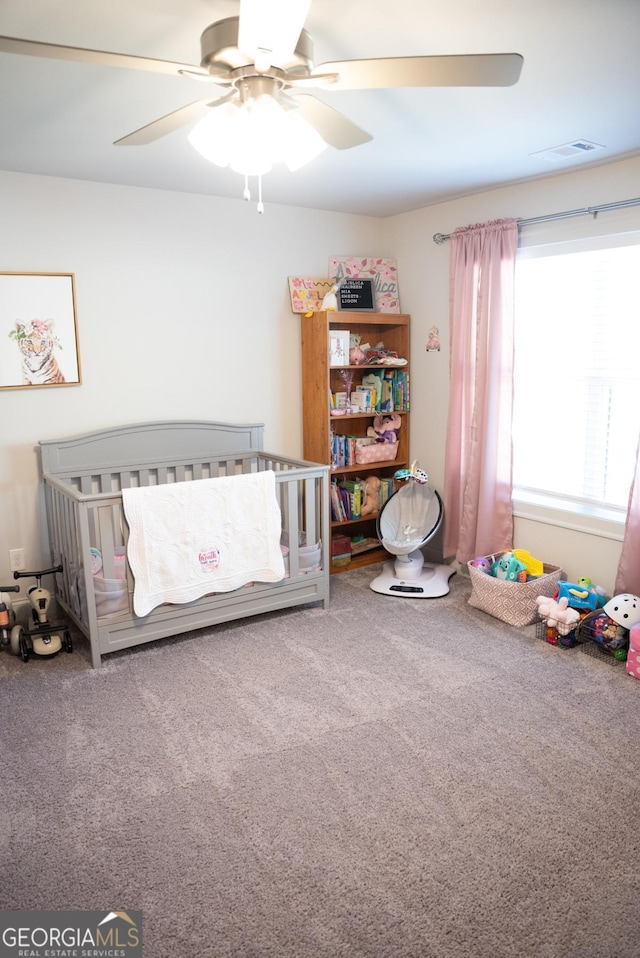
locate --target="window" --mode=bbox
[512,230,640,534]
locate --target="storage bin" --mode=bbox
[625,649,640,680]
[467,552,562,627]
[93,576,129,617]
[281,534,322,574]
[355,440,398,465]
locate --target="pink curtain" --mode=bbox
[615,433,640,595]
[443,218,519,564]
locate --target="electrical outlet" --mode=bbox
[9,548,25,572]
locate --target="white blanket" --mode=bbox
[122,471,285,617]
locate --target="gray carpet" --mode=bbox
[1,567,639,958]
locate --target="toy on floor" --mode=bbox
[511,549,544,577]
[626,623,640,680]
[0,584,20,652]
[557,578,608,611]
[577,593,640,660]
[535,594,581,636]
[469,556,492,574]
[10,565,73,662]
[491,551,527,583]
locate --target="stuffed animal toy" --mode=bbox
[535,595,580,635]
[321,284,339,311]
[349,334,366,365]
[491,551,527,582]
[470,557,492,574]
[367,413,401,444]
[360,476,382,516]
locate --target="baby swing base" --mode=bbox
[370,549,455,598]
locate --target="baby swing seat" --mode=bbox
[370,478,455,598]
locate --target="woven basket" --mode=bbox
[467,553,562,627]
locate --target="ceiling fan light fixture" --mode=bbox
[188,89,327,183]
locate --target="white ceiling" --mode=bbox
[0,0,638,217]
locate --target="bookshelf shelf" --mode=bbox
[301,310,411,575]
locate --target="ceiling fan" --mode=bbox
[0,0,523,208]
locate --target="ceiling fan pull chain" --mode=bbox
[257,174,264,214]
[243,174,251,202]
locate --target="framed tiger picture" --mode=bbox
[0,271,81,390]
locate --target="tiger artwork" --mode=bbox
[8,318,66,386]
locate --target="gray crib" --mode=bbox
[39,420,330,668]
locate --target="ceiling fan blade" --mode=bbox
[238,0,311,70]
[0,33,210,77]
[290,95,372,150]
[311,53,524,90]
[114,94,236,146]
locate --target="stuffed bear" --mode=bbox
[367,413,401,444]
[360,476,382,516]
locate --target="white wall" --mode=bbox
[387,154,640,594]
[0,170,386,579]
[3,156,638,594]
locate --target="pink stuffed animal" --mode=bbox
[535,595,580,636]
[367,413,401,444]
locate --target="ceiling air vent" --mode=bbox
[530,140,606,162]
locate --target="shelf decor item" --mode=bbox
[329,329,350,366]
[288,276,335,314]
[329,256,400,313]
[339,369,354,412]
[337,278,375,311]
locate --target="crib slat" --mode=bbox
[287,478,300,578]
[98,506,117,579]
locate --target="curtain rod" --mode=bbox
[432,196,640,244]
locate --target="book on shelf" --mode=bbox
[330,482,345,521]
[361,370,410,413]
[350,387,373,413]
[340,479,362,519]
[393,370,410,411]
[362,372,383,412]
[331,433,362,468]
[330,478,363,521]
[379,476,395,508]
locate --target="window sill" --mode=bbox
[512,488,625,542]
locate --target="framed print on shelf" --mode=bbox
[0,271,81,390]
[329,329,350,366]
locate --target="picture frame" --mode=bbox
[0,271,81,390]
[337,278,375,311]
[329,329,350,366]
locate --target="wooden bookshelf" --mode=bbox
[301,310,410,573]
